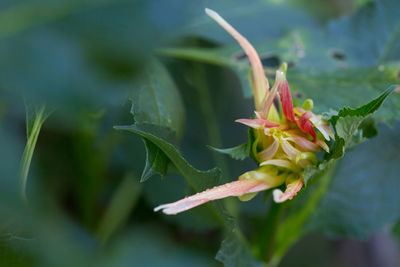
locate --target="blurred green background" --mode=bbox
[0,0,400,266]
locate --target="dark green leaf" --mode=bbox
[115,123,220,195]
[208,143,249,161]
[181,0,317,44]
[140,139,169,182]
[132,60,185,136]
[328,85,395,159]
[328,0,400,66]
[305,121,400,238]
[130,59,185,181]
[303,85,395,185]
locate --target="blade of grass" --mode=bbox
[20,104,48,203]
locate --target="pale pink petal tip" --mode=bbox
[205,8,267,109]
[273,179,303,203]
[235,118,280,129]
[154,179,269,215]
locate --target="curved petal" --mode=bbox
[259,74,279,119]
[273,178,303,203]
[258,139,279,161]
[297,111,316,140]
[303,110,335,141]
[276,71,295,122]
[236,118,280,129]
[316,139,329,152]
[260,159,301,172]
[316,122,335,141]
[293,137,320,152]
[205,8,267,109]
[154,179,269,215]
[281,138,301,160]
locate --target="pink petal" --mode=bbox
[154,179,269,215]
[299,109,334,141]
[205,8,268,110]
[293,137,320,152]
[235,118,280,129]
[277,75,296,122]
[258,76,279,119]
[281,139,301,160]
[258,139,279,161]
[273,178,303,203]
[297,111,316,140]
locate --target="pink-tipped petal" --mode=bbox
[236,118,280,129]
[273,178,303,203]
[316,140,330,152]
[281,139,301,160]
[304,111,335,141]
[316,123,335,141]
[259,77,279,119]
[154,179,269,215]
[205,8,267,109]
[258,139,279,161]
[297,111,316,140]
[293,137,320,152]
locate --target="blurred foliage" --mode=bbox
[0,0,399,266]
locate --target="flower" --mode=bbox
[154,8,334,215]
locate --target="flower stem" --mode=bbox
[259,200,286,264]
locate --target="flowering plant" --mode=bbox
[155,9,335,215]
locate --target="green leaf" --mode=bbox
[302,85,395,186]
[132,60,185,136]
[115,123,220,193]
[181,0,317,45]
[328,0,400,66]
[130,59,185,182]
[208,143,249,161]
[141,139,169,182]
[305,121,400,238]
[328,85,395,159]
